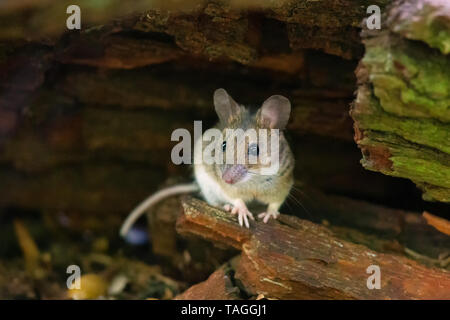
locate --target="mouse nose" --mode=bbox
[222,164,247,184]
[223,176,234,184]
[222,167,234,184]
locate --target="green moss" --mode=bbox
[419,184,450,202]
[357,130,450,202]
[355,95,450,154]
[363,34,450,122]
[390,0,450,55]
[390,156,450,188]
[357,18,450,203]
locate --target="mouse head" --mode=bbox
[212,88,291,185]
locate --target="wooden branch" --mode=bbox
[176,197,450,300]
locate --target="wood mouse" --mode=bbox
[120,88,294,236]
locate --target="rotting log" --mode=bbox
[149,186,449,270]
[176,197,450,299]
[287,187,450,263]
[351,0,450,202]
[149,187,449,296]
[0,0,390,59]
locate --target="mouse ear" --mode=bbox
[257,95,291,129]
[214,88,241,123]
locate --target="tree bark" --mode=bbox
[176,197,450,299]
[351,0,450,202]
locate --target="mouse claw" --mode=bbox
[240,207,254,228]
[238,209,253,228]
[258,211,279,223]
[224,200,254,228]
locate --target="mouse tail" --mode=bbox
[120,183,199,238]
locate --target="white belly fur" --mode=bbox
[193,137,231,206]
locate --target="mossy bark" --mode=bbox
[351,0,450,202]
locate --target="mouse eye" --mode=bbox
[248,143,259,156]
[222,141,227,151]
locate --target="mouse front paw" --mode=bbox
[258,211,280,223]
[223,200,254,228]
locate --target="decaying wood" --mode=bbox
[0,0,390,59]
[144,184,449,288]
[288,187,450,262]
[423,211,450,236]
[174,263,240,300]
[147,185,449,268]
[351,0,450,203]
[176,197,450,299]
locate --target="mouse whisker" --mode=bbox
[283,198,294,213]
[286,192,313,219]
[290,185,314,202]
[247,170,284,177]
